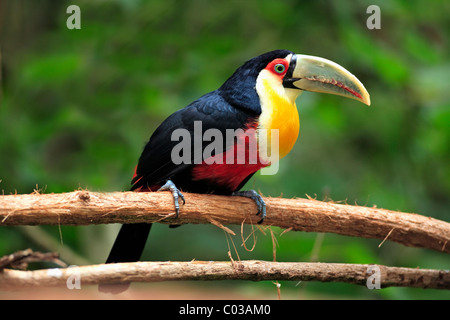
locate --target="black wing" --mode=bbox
[131,90,258,191]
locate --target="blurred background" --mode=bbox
[0,0,449,299]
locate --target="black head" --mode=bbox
[218,50,294,115]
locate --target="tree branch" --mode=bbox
[0,260,448,290]
[0,191,449,254]
[1,192,449,291]
[0,249,65,270]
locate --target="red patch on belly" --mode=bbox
[191,125,268,191]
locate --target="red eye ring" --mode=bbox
[266,59,288,76]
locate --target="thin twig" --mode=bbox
[0,249,66,271]
[0,260,448,290]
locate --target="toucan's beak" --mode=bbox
[284,54,371,106]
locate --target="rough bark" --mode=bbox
[0,260,448,290]
[0,191,449,253]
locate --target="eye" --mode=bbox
[274,63,286,74]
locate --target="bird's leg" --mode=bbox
[231,190,266,224]
[158,180,185,218]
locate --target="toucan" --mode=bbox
[99,49,370,293]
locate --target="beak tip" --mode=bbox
[363,96,371,106]
[361,92,371,106]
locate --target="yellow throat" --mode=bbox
[256,69,301,162]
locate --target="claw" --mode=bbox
[158,180,185,218]
[232,190,266,224]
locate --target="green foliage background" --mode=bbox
[0,0,449,299]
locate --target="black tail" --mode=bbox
[98,223,152,294]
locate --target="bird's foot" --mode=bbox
[158,180,185,218]
[232,190,266,224]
